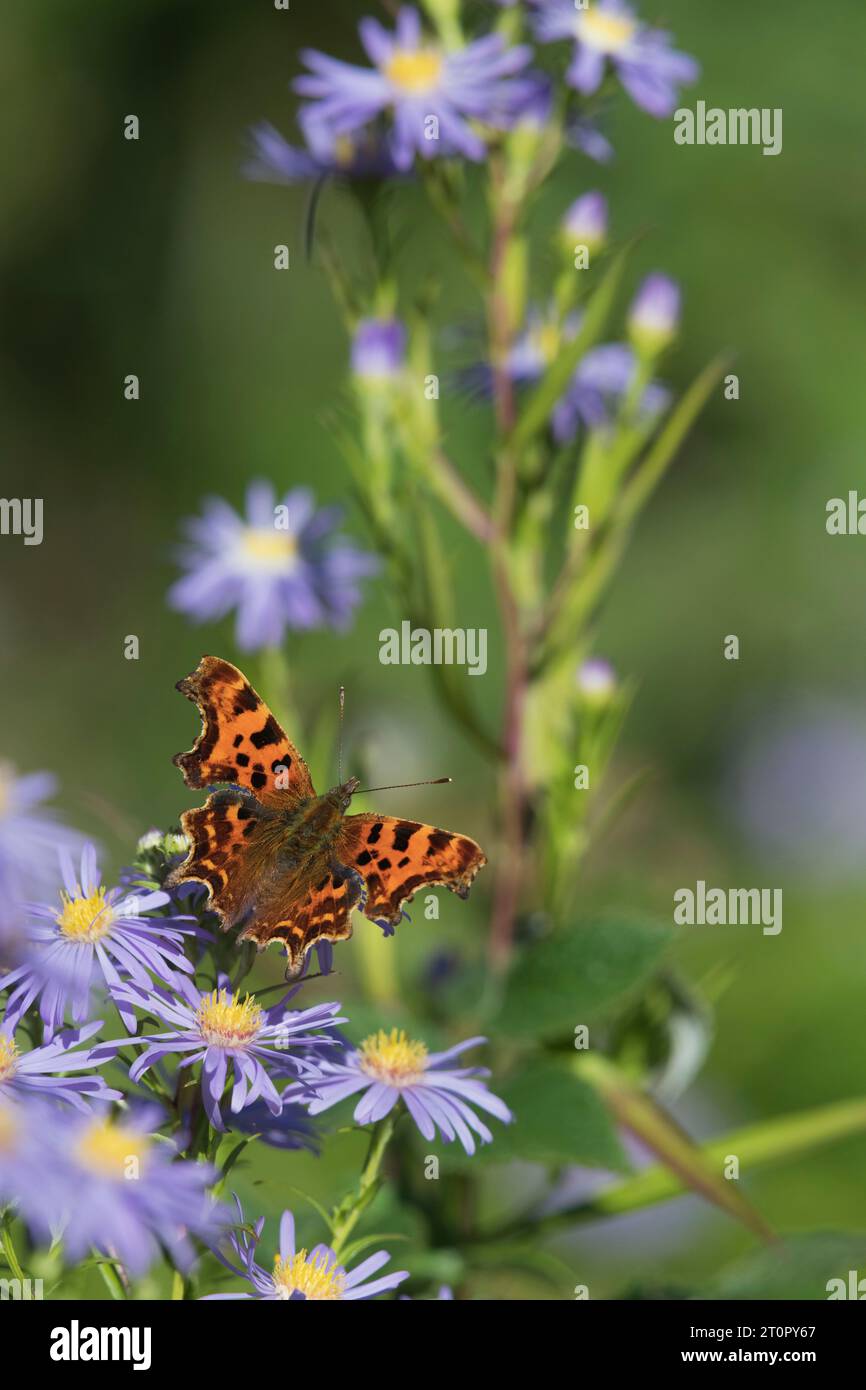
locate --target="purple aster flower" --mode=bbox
[576,657,618,705]
[0,763,85,904]
[464,308,668,441]
[351,316,407,382]
[295,7,535,171]
[245,117,401,184]
[0,843,195,1039]
[532,0,699,118]
[628,272,681,354]
[229,1090,321,1152]
[204,1196,408,1300]
[0,1016,121,1111]
[117,975,344,1132]
[27,1103,226,1274]
[561,191,608,253]
[168,481,379,650]
[288,1028,512,1156]
[552,342,670,442]
[566,114,615,164]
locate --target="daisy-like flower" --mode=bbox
[464,306,668,443]
[116,976,344,1132]
[0,763,85,904]
[532,0,699,119]
[551,342,670,443]
[168,481,378,651]
[351,316,408,383]
[289,1028,512,1156]
[627,271,681,355]
[576,657,618,706]
[204,1198,408,1301]
[560,191,609,256]
[245,118,401,184]
[0,843,195,1039]
[0,1017,121,1111]
[27,1104,227,1274]
[294,7,535,171]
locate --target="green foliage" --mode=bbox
[496,916,672,1041]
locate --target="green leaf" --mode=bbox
[572,1094,866,1221]
[496,915,672,1041]
[704,1233,866,1301]
[476,1060,628,1170]
[576,1054,773,1242]
[618,354,730,529]
[510,244,631,453]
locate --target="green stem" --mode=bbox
[1,1215,25,1283]
[330,1115,396,1260]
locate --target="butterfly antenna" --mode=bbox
[354,777,452,794]
[338,685,345,785]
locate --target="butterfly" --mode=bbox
[167,656,487,975]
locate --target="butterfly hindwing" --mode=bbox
[174,655,315,804]
[335,814,487,929]
[239,861,366,973]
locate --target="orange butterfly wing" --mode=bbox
[173,655,314,804]
[335,814,487,930]
[237,862,367,974]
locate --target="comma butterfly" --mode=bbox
[167,656,487,975]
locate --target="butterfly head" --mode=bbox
[328,776,360,811]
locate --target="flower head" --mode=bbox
[245,117,401,184]
[532,0,699,118]
[289,1029,512,1156]
[0,1016,120,1111]
[117,976,344,1132]
[205,1197,408,1300]
[27,1104,226,1274]
[351,317,407,383]
[561,191,608,255]
[628,272,681,354]
[168,481,378,651]
[552,342,670,442]
[576,657,618,705]
[295,7,535,171]
[0,763,85,905]
[0,843,196,1038]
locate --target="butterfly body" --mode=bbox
[168,658,486,974]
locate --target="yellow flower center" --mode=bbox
[196,989,264,1048]
[0,1036,20,1084]
[75,1119,151,1180]
[358,1027,428,1084]
[385,48,443,95]
[578,7,637,54]
[240,528,299,572]
[272,1249,345,1301]
[530,323,562,366]
[56,886,115,942]
[333,135,357,167]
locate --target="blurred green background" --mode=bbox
[3,0,866,1297]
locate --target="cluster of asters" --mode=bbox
[168,4,694,656]
[0,768,510,1297]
